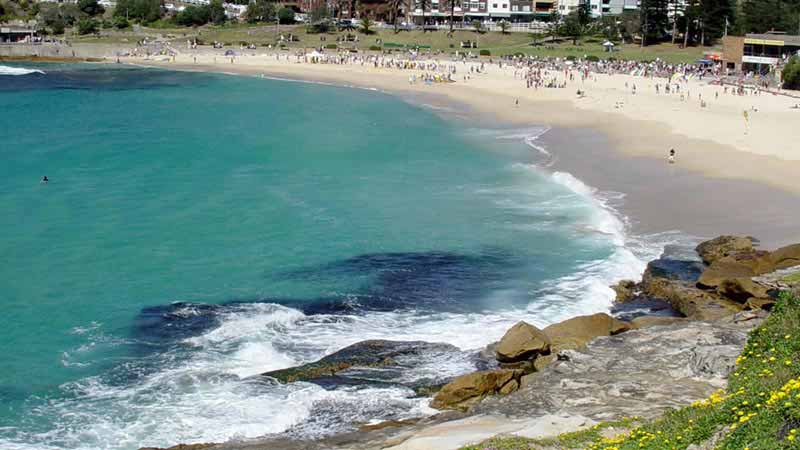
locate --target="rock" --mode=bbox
[499,379,519,395]
[715,277,771,302]
[696,260,757,289]
[744,297,776,311]
[640,260,743,320]
[542,313,631,351]
[611,280,637,302]
[695,236,755,265]
[475,318,763,423]
[768,244,800,271]
[139,445,217,450]
[630,315,687,329]
[358,418,421,432]
[261,340,459,383]
[430,369,523,411]
[533,353,558,372]
[495,321,551,363]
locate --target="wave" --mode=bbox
[0,65,45,76]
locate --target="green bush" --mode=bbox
[479,49,490,56]
[175,5,211,26]
[782,56,800,91]
[566,55,576,61]
[585,54,600,62]
[369,45,381,51]
[325,43,337,49]
[277,7,294,24]
[76,17,98,35]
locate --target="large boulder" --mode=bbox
[715,278,771,303]
[542,313,631,351]
[696,260,758,289]
[261,340,459,383]
[430,369,523,411]
[768,244,800,271]
[495,321,550,363]
[695,236,755,265]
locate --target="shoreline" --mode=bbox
[111,55,800,248]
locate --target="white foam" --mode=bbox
[0,65,45,76]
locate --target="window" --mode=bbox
[523,5,530,10]
[512,4,518,10]
[591,4,597,8]
[502,3,507,7]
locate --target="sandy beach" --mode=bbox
[119,50,800,247]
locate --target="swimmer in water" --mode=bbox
[41,176,49,184]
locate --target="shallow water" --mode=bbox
[1,63,675,449]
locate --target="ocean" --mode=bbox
[0,62,672,449]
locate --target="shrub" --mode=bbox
[325,43,337,49]
[277,7,294,24]
[566,55,576,61]
[585,54,599,62]
[77,17,98,35]
[112,15,128,29]
[783,56,800,91]
[368,45,381,51]
[479,49,490,56]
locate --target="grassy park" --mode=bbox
[71,23,709,64]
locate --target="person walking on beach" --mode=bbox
[668,149,676,164]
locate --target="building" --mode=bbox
[723,32,800,74]
[411,0,554,24]
[0,21,38,43]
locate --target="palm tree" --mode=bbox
[447,0,461,32]
[388,0,403,32]
[499,19,510,34]
[360,15,374,34]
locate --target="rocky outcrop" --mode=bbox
[430,369,524,411]
[611,280,637,302]
[630,315,687,329]
[695,235,756,265]
[476,311,765,420]
[261,340,459,383]
[542,313,631,351]
[495,321,550,363]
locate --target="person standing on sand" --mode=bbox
[668,149,676,164]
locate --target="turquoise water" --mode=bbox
[0,63,658,449]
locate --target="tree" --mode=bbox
[619,9,639,43]
[78,0,104,16]
[246,0,275,23]
[209,0,226,24]
[360,15,374,33]
[441,0,460,32]
[77,17,98,34]
[740,0,800,34]
[113,15,129,28]
[548,9,561,40]
[471,18,482,33]
[175,5,211,26]
[418,0,428,27]
[498,19,510,34]
[387,0,403,32]
[114,0,163,23]
[0,2,6,18]
[783,56,800,90]
[278,7,295,24]
[639,0,669,45]
[561,10,583,45]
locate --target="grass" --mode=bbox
[459,291,800,450]
[69,24,708,64]
[783,273,800,284]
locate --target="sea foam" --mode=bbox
[0,65,45,76]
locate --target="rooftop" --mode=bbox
[745,33,800,46]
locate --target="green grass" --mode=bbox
[459,291,800,450]
[783,273,800,284]
[69,24,708,65]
